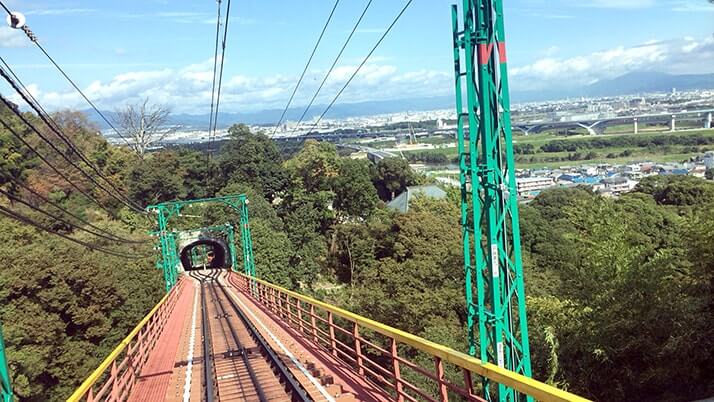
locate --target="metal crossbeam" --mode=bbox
[146,194,255,291]
[452,1,533,400]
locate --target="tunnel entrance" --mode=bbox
[179,238,230,271]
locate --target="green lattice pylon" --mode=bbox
[0,324,12,402]
[452,1,533,401]
[147,194,255,291]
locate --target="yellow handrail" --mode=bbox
[66,282,178,402]
[236,273,590,402]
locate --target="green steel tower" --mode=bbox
[147,194,255,291]
[452,0,532,400]
[0,324,11,402]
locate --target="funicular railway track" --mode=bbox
[190,269,313,402]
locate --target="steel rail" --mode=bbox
[214,271,313,402]
[198,271,217,402]
[202,270,269,402]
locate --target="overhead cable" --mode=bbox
[0,94,144,213]
[0,61,144,211]
[0,204,149,259]
[271,0,341,136]
[305,0,414,135]
[0,117,118,217]
[0,1,139,153]
[0,188,144,244]
[9,178,145,244]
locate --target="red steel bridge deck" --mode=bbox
[68,270,589,402]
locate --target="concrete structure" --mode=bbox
[516,176,556,196]
[386,185,447,213]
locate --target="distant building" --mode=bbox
[517,177,556,196]
[596,176,638,196]
[703,152,714,169]
[386,185,447,213]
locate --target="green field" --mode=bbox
[391,129,714,168]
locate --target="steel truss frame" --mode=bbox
[452,1,533,401]
[147,194,255,291]
[0,324,11,402]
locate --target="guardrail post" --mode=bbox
[328,312,337,357]
[270,287,276,313]
[86,388,95,402]
[310,305,318,344]
[297,300,306,335]
[285,295,293,324]
[353,324,364,375]
[391,339,404,402]
[463,368,476,399]
[276,289,283,318]
[110,361,119,400]
[434,357,449,402]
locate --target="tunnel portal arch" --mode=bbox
[179,237,231,271]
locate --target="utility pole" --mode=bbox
[452,1,533,401]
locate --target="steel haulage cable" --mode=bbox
[271,0,341,136]
[305,0,414,135]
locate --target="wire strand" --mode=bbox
[0,204,149,259]
[9,178,145,244]
[206,0,223,175]
[209,0,232,151]
[290,0,373,136]
[0,61,144,211]
[0,94,144,213]
[0,117,120,217]
[0,188,144,244]
[271,0,340,136]
[306,0,414,135]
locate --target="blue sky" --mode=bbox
[0,0,713,114]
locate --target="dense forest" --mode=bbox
[0,104,713,401]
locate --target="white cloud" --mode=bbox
[19,57,450,115]
[510,35,714,91]
[0,27,28,48]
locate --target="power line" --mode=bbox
[0,187,143,244]
[0,93,144,213]
[305,0,414,135]
[0,116,118,217]
[0,1,139,154]
[0,203,149,259]
[291,0,373,135]
[208,0,221,140]
[206,0,232,186]
[206,0,223,172]
[0,61,144,212]
[210,0,232,143]
[271,0,341,136]
[9,178,145,244]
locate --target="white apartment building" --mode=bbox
[517,177,556,196]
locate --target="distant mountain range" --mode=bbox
[85,71,714,129]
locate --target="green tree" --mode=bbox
[126,151,186,206]
[372,157,418,201]
[284,140,340,193]
[218,124,288,201]
[333,159,378,218]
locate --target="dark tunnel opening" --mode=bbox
[179,238,231,271]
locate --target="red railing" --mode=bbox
[67,278,186,402]
[229,273,589,402]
